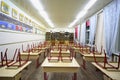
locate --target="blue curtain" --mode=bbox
[103,0,120,56]
[89,15,97,45]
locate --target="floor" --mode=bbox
[21,53,104,80]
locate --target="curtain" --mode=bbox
[74,25,80,43]
[114,0,120,54]
[80,22,86,46]
[75,26,78,39]
[95,12,105,53]
[89,15,97,45]
[103,0,120,56]
[78,25,80,42]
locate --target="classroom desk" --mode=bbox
[73,47,80,52]
[73,47,80,58]
[21,51,43,68]
[0,61,31,80]
[33,47,50,57]
[33,46,50,50]
[21,52,41,60]
[92,62,120,80]
[83,54,105,62]
[41,57,80,80]
[79,53,105,69]
[82,54,105,69]
[50,50,70,57]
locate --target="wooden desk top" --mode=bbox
[0,61,31,77]
[92,62,120,80]
[51,50,70,53]
[83,54,105,62]
[83,54,105,57]
[41,57,80,68]
[33,47,49,50]
[40,47,50,50]
[73,47,80,50]
[61,50,70,54]
[51,50,59,53]
[21,51,43,56]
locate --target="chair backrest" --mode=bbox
[22,44,30,52]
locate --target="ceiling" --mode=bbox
[10,0,112,29]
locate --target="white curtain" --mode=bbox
[103,0,120,56]
[89,15,97,45]
[80,22,86,45]
[114,0,120,54]
[95,12,105,53]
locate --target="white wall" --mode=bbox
[0,29,45,61]
[0,0,46,61]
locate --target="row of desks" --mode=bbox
[0,61,31,80]
[42,48,80,80]
[3,45,119,80]
[74,47,120,80]
[0,47,49,80]
[19,47,80,80]
[74,47,105,61]
[50,50,70,56]
[92,62,120,80]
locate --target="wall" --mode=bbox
[0,29,45,60]
[0,0,45,61]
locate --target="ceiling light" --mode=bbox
[30,0,54,28]
[76,10,87,19]
[68,10,87,28]
[84,0,97,10]
[68,0,97,28]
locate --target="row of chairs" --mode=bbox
[0,41,51,68]
[0,48,29,68]
[76,43,120,70]
[48,45,74,62]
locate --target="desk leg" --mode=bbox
[83,59,86,69]
[75,52,76,58]
[72,73,77,80]
[36,57,39,68]
[44,52,46,58]
[44,72,48,80]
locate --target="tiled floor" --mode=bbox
[22,53,104,80]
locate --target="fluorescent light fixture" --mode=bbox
[84,0,97,10]
[68,10,87,28]
[30,0,43,11]
[76,10,87,19]
[30,0,54,28]
[68,0,97,28]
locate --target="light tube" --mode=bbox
[68,0,97,28]
[30,0,54,28]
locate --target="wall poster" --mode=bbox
[12,8,18,19]
[1,1,10,14]
[19,13,24,21]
